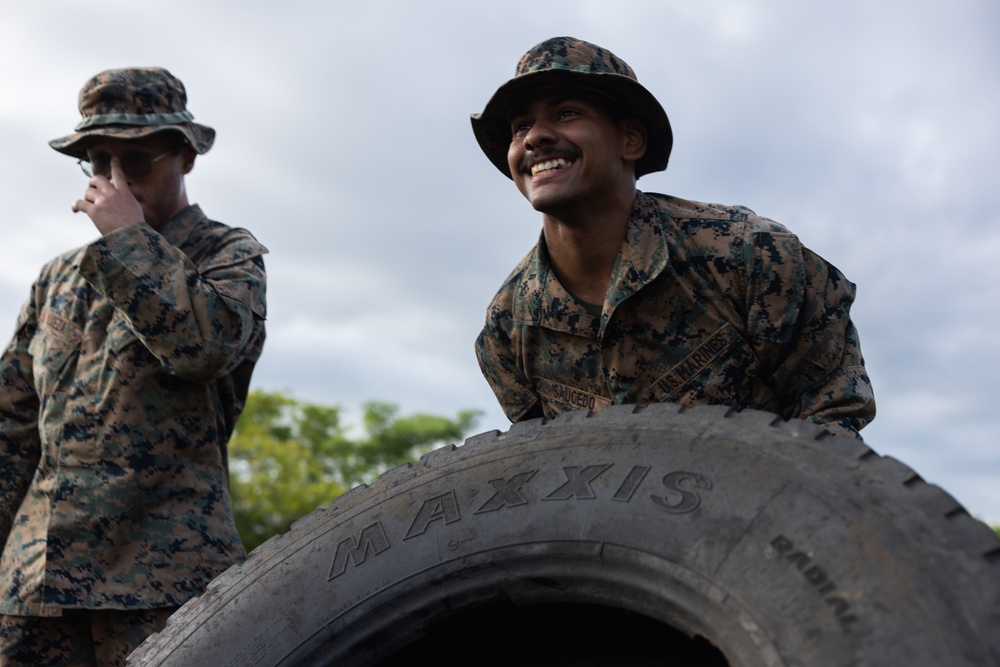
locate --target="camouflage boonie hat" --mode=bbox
[49,67,214,158]
[471,36,672,179]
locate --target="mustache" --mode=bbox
[518,146,581,174]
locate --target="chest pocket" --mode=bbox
[105,311,141,356]
[649,323,760,405]
[28,310,83,395]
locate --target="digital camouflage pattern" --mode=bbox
[471,36,672,179]
[49,68,215,159]
[0,606,175,665]
[0,205,267,615]
[476,191,875,438]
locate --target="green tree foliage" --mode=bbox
[228,389,481,552]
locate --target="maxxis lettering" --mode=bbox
[327,462,711,580]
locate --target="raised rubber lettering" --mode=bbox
[613,466,651,502]
[475,470,537,513]
[404,491,461,539]
[651,471,712,514]
[770,534,860,633]
[544,464,613,500]
[803,565,827,586]
[328,522,390,580]
[786,551,811,569]
[771,535,794,554]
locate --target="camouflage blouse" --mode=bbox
[0,205,267,615]
[476,192,875,438]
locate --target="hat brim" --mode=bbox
[49,122,215,159]
[471,68,672,179]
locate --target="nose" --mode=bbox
[523,117,557,151]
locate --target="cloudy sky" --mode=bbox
[2,0,997,523]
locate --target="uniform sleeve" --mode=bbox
[746,230,875,439]
[0,296,41,546]
[75,221,267,383]
[475,305,543,423]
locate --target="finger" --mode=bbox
[109,156,125,188]
[74,185,93,212]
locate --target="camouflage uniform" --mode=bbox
[476,192,874,438]
[471,37,875,438]
[0,204,266,616]
[0,607,176,666]
[0,68,266,666]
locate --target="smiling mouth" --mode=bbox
[530,158,573,176]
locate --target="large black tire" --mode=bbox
[129,404,1000,666]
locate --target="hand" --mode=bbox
[72,157,145,235]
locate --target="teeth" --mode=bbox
[530,158,570,176]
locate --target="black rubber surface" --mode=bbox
[128,404,1000,666]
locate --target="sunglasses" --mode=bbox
[78,147,178,179]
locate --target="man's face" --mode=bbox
[84,133,194,230]
[506,87,640,216]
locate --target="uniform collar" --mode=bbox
[516,191,670,337]
[156,204,205,248]
[605,191,670,316]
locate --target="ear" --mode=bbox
[180,147,197,175]
[620,118,648,163]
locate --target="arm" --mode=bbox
[0,297,42,545]
[475,313,543,423]
[746,230,875,438]
[76,221,267,383]
[782,248,875,437]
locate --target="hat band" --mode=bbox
[523,64,621,75]
[74,110,194,131]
